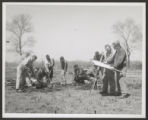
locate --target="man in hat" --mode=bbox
[16,55,37,92]
[111,40,130,98]
[93,51,101,61]
[100,44,116,96]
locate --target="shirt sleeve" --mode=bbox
[100,52,105,62]
[64,61,68,71]
[44,62,50,72]
[25,57,35,76]
[52,59,55,67]
[107,51,116,64]
[24,57,32,67]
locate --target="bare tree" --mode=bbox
[7,14,35,56]
[112,18,142,66]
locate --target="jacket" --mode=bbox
[112,46,127,70]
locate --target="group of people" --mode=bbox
[93,40,130,98]
[16,54,68,92]
[15,40,130,98]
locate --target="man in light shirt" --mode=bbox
[60,56,68,85]
[16,55,37,92]
[44,54,55,83]
[100,44,116,96]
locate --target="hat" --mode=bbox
[112,40,120,46]
[32,55,37,59]
[105,44,111,49]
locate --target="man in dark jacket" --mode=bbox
[93,51,101,61]
[111,40,130,98]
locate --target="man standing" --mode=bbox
[73,64,80,83]
[44,54,55,83]
[100,44,116,95]
[60,56,68,85]
[16,55,37,92]
[93,51,103,75]
[111,40,130,98]
[93,51,101,61]
[92,51,104,91]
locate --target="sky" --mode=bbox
[5,3,145,62]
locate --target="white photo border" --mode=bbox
[2,2,146,118]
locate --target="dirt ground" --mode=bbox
[5,63,142,114]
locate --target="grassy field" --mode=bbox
[5,62,142,114]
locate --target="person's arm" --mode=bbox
[106,50,116,64]
[30,64,35,77]
[113,49,126,68]
[26,61,35,78]
[44,63,50,73]
[93,55,96,60]
[52,59,55,67]
[64,61,68,72]
[100,53,105,62]
[44,58,50,73]
[24,58,33,76]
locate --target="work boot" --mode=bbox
[101,93,109,96]
[100,91,107,94]
[100,91,108,96]
[121,93,130,99]
[16,89,25,93]
[113,91,122,96]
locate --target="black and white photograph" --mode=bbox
[2,2,146,118]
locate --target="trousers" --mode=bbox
[16,65,32,90]
[102,69,115,94]
[115,67,128,94]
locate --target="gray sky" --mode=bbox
[5,3,144,62]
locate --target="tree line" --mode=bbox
[6,14,142,65]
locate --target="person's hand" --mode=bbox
[104,61,107,64]
[120,72,126,77]
[109,66,115,70]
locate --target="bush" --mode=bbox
[129,61,142,70]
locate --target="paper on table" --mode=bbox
[92,60,114,70]
[92,60,123,73]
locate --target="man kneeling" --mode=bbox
[73,64,94,84]
[32,68,51,89]
[16,55,37,92]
